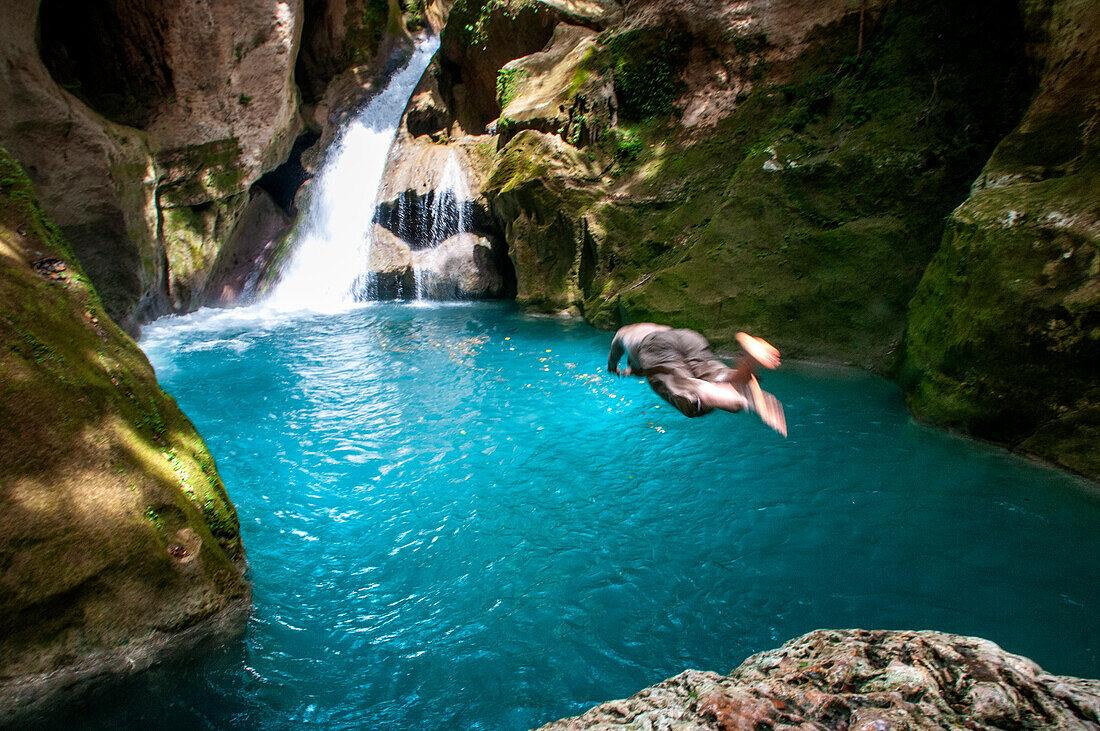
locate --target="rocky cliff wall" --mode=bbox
[0,0,305,332]
[0,149,250,725]
[0,0,430,334]
[900,0,1099,478]
[402,0,1097,479]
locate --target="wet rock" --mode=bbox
[368,222,415,298]
[412,232,504,299]
[539,630,1100,730]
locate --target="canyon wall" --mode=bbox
[0,149,249,724]
[0,0,426,333]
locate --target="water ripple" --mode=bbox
[97,302,1100,730]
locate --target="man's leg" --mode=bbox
[743,375,787,437]
[648,372,787,435]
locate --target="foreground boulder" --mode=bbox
[540,629,1100,730]
[0,150,250,724]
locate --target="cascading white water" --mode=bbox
[414,149,472,299]
[266,36,439,312]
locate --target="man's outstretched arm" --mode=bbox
[607,333,627,374]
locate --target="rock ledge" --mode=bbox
[539,629,1100,730]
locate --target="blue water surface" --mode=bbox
[83,302,1099,728]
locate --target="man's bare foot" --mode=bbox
[746,375,787,437]
[736,332,781,370]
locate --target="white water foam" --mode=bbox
[266,36,439,313]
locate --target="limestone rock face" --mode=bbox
[497,23,614,147]
[374,89,510,300]
[0,0,305,331]
[470,0,1032,358]
[0,150,249,725]
[0,1,163,333]
[540,629,1100,730]
[484,129,605,313]
[297,0,418,156]
[900,0,1100,478]
[413,232,504,298]
[438,0,621,134]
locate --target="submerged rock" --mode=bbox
[0,150,250,724]
[539,629,1100,730]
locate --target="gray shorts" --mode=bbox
[636,329,736,417]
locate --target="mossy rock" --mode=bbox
[898,0,1100,478]
[0,149,249,722]
[483,0,1031,369]
[900,163,1099,477]
[161,195,249,311]
[155,138,245,208]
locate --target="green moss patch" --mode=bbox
[598,27,692,121]
[155,138,244,208]
[0,148,248,685]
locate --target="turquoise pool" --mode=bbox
[74,302,1099,728]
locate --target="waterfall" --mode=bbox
[266,36,439,312]
[413,149,472,299]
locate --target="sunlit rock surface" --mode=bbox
[0,149,249,725]
[0,0,305,330]
[540,630,1100,730]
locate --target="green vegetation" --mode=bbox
[399,0,426,31]
[598,27,692,121]
[345,0,392,63]
[156,138,244,207]
[602,125,644,162]
[450,0,549,49]
[496,66,529,109]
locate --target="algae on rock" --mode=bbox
[900,0,1100,477]
[0,149,249,724]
